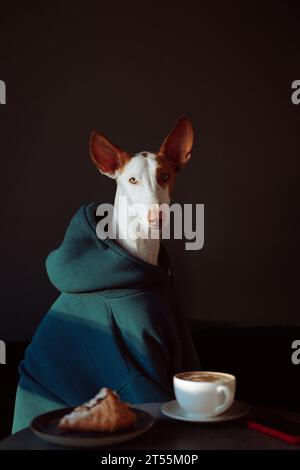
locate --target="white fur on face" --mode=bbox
[116,152,170,229]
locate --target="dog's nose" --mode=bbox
[148,207,163,222]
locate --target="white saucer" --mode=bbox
[161,400,250,423]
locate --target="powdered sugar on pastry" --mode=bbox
[58,387,136,432]
[84,387,110,408]
[61,409,90,423]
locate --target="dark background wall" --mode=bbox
[0,1,299,341]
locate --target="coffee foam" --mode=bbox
[180,372,230,383]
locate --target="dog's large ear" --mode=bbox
[90,131,130,178]
[158,116,194,171]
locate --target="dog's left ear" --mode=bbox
[158,116,194,171]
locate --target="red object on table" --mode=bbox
[248,417,300,445]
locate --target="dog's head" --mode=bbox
[90,116,193,231]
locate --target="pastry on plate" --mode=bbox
[58,387,137,432]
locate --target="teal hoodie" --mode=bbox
[12,202,200,433]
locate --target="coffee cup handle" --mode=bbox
[215,385,231,414]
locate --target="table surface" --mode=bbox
[1,402,300,450]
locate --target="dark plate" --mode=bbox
[31,407,154,448]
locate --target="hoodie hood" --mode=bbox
[46,203,170,293]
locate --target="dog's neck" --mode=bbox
[112,185,160,266]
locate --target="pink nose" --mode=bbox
[148,208,163,223]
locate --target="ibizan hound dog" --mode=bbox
[90,116,193,265]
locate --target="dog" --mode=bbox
[12,116,200,433]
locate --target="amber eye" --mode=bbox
[161,172,169,181]
[129,177,138,184]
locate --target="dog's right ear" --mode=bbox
[90,131,130,178]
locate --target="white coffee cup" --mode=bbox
[174,371,236,417]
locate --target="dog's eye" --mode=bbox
[129,177,138,184]
[161,172,169,181]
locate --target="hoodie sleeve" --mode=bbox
[109,292,177,400]
[107,282,202,402]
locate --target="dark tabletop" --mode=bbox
[1,403,300,450]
